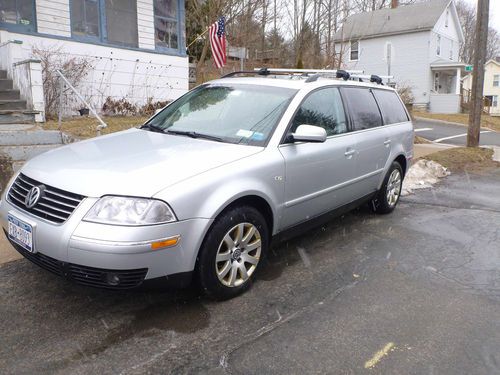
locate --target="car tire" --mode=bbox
[196,205,269,300]
[371,161,403,215]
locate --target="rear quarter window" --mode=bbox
[341,87,382,131]
[373,89,409,124]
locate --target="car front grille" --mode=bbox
[7,173,85,224]
[6,236,148,290]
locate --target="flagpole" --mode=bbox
[187,27,209,50]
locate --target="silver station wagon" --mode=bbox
[1,69,413,299]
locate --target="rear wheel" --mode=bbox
[197,206,268,299]
[371,162,403,214]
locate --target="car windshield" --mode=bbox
[143,83,297,146]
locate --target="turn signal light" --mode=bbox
[151,236,180,250]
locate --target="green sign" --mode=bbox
[465,65,473,72]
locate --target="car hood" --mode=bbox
[22,128,263,197]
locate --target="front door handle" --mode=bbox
[344,149,356,158]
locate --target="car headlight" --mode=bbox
[84,196,176,226]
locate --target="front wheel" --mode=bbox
[197,206,269,300]
[371,162,403,214]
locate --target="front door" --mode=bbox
[279,87,358,230]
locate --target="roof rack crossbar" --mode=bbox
[222,69,393,85]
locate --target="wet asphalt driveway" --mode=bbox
[1,168,499,375]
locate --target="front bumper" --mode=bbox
[0,196,213,289]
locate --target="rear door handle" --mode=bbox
[344,149,356,158]
[384,139,391,147]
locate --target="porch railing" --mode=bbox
[461,88,491,114]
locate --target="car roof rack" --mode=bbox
[221,68,393,85]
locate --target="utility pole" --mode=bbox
[467,0,489,147]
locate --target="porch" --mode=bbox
[429,62,467,114]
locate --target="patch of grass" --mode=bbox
[423,146,499,172]
[412,112,500,132]
[414,135,431,144]
[44,116,149,139]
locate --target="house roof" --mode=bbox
[333,0,452,42]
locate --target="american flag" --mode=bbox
[209,17,227,69]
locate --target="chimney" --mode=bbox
[391,0,398,8]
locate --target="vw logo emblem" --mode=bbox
[25,186,42,208]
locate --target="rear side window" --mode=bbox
[290,87,348,136]
[341,87,382,131]
[373,89,409,124]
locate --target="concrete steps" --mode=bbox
[0,70,39,124]
[0,90,21,100]
[0,125,67,192]
[0,110,37,124]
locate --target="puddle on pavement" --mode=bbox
[68,291,210,361]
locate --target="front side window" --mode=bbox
[154,0,178,50]
[290,88,347,136]
[373,89,409,125]
[0,0,35,31]
[145,84,297,146]
[493,75,499,87]
[70,0,138,47]
[350,41,359,61]
[341,87,382,131]
[71,0,100,39]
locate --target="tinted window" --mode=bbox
[341,87,382,131]
[290,88,347,136]
[373,89,409,124]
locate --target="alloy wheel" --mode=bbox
[215,222,262,287]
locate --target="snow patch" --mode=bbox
[401,159,450,196]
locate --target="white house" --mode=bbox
[463,58,500,116]
[334,0,466,114]
[0,0,188,122]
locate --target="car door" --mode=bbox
[340,87,390,197]
[278,87,358,230]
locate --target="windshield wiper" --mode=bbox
[166,129,224,142]
[140,123,166,133]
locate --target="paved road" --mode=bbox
[414,117,500,146]
[1,169,500,374]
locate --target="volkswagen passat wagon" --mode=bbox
[1,70,413,299]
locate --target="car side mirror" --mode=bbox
[291,125,327,143]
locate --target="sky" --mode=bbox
[463,0,500,32]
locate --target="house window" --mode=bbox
[350,41,359,61]
[105,0,138,47]
[449,40,453,60]
[436,35,441,56]
[154,0,179,50]
[434,72,440,92]
[493,95,498,107]
[71,0,100,39]
[494,75,499,87]
[445,9,449,27]
[70,0,138,48]
[0,0,36,32]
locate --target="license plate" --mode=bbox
[8,214,34,253]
